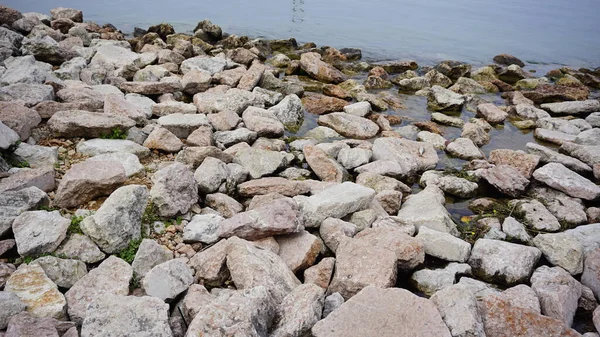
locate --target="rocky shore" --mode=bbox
[1,4,600,337]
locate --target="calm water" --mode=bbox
[7,0,600,68]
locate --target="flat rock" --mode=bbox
[0,168,55,193]
[560,142,600,167]
[534,128,577,145]
[530,265,582,326]
[541,100,600,115]
[480,164,529,197]
[431,284,485,337]
[194,88,264,114]
[581,248,600,299]
[446,137,484,160]
[355,227,425,270]
[533,162,600,200]
[156,113,209,138]
[142,258,194,302]
[53,233,105,264]
[30,256,87,289]
[175,146,232,168]
[0,83,54,107]
[371,137,438,177]
[48,110,135,138]
[238,177,311,197]
[276,230,322,273]
[81,185,148,253]
[64,256,132,324]
[511,199,561,232]
[5,264,66,319]
[300,52,347,83]
[12,210,69,256]
[477,103,508,123]
[0,186,48,237]
[183,213,223,244]
[428,85,465,111]
[242,106,284,137]
[226,237,301,304]
[302,93,348,115]
[420,170,478,198]
[53,160,126,209]
[415,225,471,262]
[312,286,452,337]
[81,295,172,337]
[233,148,289,179]
[150,162,198,217]
[86,152,143,177]
[143,126,183,152]
[533,232,583,275]
[131,238,173,281]
[396,185,458,235]
[489,149,540,178]
[468,239,541,285]
[318,113,379,139]
[119,80,182,95]
[12,143,58,169]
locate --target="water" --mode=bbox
[7,0,600,68]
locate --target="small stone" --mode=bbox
[150,162,199,217]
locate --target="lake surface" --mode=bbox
[7,0,600,68]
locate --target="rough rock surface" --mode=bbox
[142,258,194,302]
[12,210,68,256]
[270,283,325,337]
[533,162,600,200]
[150,162,198,217]
[530,266,582,327]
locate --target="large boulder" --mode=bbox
[533,162,600,200]
[0,101,42,140]
[81,185,148,254]
[312,286,452,337]
[0,83,54,107]
[53,160,126,209]
[532,232,583,275]
[430,284,485,337]
[12,210,69,257]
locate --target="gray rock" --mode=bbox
[76,138,150,157]
[304,126,342,140]
[275,230,322,273]
[150,162,199,217]
[54,233,105,264]
[214,128,257,148]
[86,152,143,178]
[0,56,52,86]
[142,258,194,302]
[242,106,284,137]
[446,137,484,160]
[337,147,372,170]
[12,143,58,169]
[30,256,87,289]
[501,217,532,243]
[233,148,290,179]
[270,283,324,337]
[533,163,600,200]
[184,286,275,337]
[560,142,600,167]
[581,248,600,300]
[372,137,438,178]
[420,170,478,198]
[226,237,301,304]
[20,36,76,65]
[527,142,592,173]
[501,284,541,313]
[12,210,69,256]
[81,185,147,253]
[415,226,471,262]
[54,56,87,81]
[186,239,229,287]
[534,128,577,145]
[319,218,357,253]
[48,110,135,138]
[431,284,485,337]
[0,101,42,140]
[0,121,19,150]
[0,167,55,193]
[432,112,464,128]
[65,256,132,324]
[156,113,209,138]
[533,232,584,275]
[194,88,265,115]
[417,131,447,149]
[541,100,600,115]
[5,264,66,319]
[411,263,472,296]
[511,199,561,232]
[427,85,465,111]
[468,239,541,285]
[183,213,224,244]
[119,80,182,95]
[81,295,172,337]
[396,185,458,236]
[322,292,344,318]
[0,83,54,107]
[318,112,379,140]
[0,186,48,237]
[294,182,375,228]
[480,164,530,197]
[0,292,26,330]
[131,238,173,281]
[312,286,452,337]
[531,265,582,327]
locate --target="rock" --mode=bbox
[0,5,22,25]
[531,266,582,326]
[476,103,508,124]
[301,94,348,116]
[328,237,397,300]
[420,171,478,198]
[103,93,149,122]
[184,286,275,337]
[4,312,76,337]
[541,100,600,115]
[534,128,577,145]
[500,284,541,313]
[86,152,143,178]
[427,85,465,111]
[64,256,131,324]
[238,177,310,197]
[303,144,348,182]
[304,257,335,289]
[497,64,532,84]
[446,137,484,160]
[81,295,171,337]
[0,121,19,150]
[533,233,583,275]
[322,293,344,318]
[319,218,357,253]
[0,101,41,140]
[270,283,324,337]
[131,238,172,281]
[54,234,105,264]
[0,83,54,107]
[193,157,227,195]
[226,237,300,303]
[343,101,371,117]
[0,292,26,330]
[417,131,447,149]
[461,122,490,147]
[527,142,591,173]
[233,148,289,179]
[175,146,232,168]
[143,126,183,152]
[81,185,147,253]
[183,213,223,244]
[186,239,229,287]
[0,167,55,193]
[214,128,257,148]
[479,294,580,337]
[294,182,375,228]
[480,164,530,197]
[489,149,540,178]
[411,263,472,296]
[312,286,451,337]
[20,36,77,65]
[512,104,550,120]
[218,198,301,240]
[396,185,458,235]
[76,138,150,158]
[181,69,211,95]
[150,162,198,217]
[416,226,471,262]
[12,143,58,169]
[276,230,322,273]
[449,77,487,94]
[0,56,52,86]
[533,163,600,200]
[337,147,372,170]
[0,186,48,237]
[12,211,68,257]
[119,80,182,95]
[581,248,600,299]
[560,142,600,167]
[242,106,284,137]
[142,259,194,302]
[371,137,438,178]
[156,113,209,139]
[595,308,600,334]
[54,57,87,81]
[493,54,525,67]
[5,264,66,319]
[48,110,135,138]
[431,284,485,337]
[53,160,126,209]
[30,256,86,289]
[523,84,589,104]
[468,239,541,285]
[501,217,532,243]
[354,227,424,270]
[50,7,82,22]
[266,94,303,128]
[397,76,430,91]
[300,52,347,83]
[511,199,560,232]
[575,128,600,146]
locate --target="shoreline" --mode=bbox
[1,4,600,336]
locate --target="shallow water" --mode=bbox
[8,0,600,68]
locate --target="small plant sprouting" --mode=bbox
[100,128,127,140]
[117,238,143,264]
[68,215,85,235]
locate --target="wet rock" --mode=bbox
[527,142,592,173]
[218,198,300,240]
[131,238,172,281]
[142,258,194,302]
[533,162,600,200]
[541,99,600,115]
[479,294,580,337]
[12,210,68,257]
[480,164,529,197]
[53,160,126,209]
[427,85,465,111]
[435,60,471,81]
[65,256,131,324]
[449,77,487,94]
[431,284,485,337]
[271,283,324,337]
[531,265,582,326]
[185,286,275,337]
[533,232,583,275]
[294,182,375,228]
[0,101,42,140]
[415,226,471,262]
[76,138,150,157]
[150,162,198,217]
[312,286,452,337]
[468,239,541,285]
[420,170,478,198]
[446,137,485,160]
[0,291,26,330]
[54,234,105,264]
[5,264,66,319]
[411,263,471,296]
[30,256,86,289]
[397,185,458,235]
[300,52,347,84]
[81,185,147,253]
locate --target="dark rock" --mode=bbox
[493,54,525,67]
